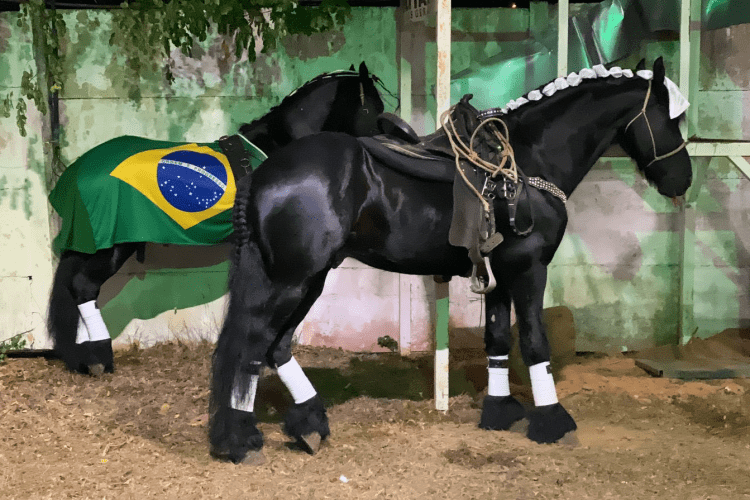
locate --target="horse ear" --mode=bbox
[635,59,646,71]
[349,64,355,71]
[359,61,369,80]
[653,57,665,85]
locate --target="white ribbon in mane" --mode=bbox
[497,65,690,120]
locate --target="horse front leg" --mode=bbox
[479,281,526,431]
[512,261,577,444]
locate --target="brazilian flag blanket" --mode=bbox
[49,136,266,255]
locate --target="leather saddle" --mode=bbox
[364,96,506,294]
[360,107,478,183]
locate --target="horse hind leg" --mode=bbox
[210,239,332,463]
[268,271,330,455]
[209,240,279,464]
[49,251,90,373]
[53,243,140,375]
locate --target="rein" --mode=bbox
[625,79,688,168]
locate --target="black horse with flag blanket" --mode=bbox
[209,58,693,463]
[48,63,385,376]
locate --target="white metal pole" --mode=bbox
[557,0,569,77]
[434,0,451,412]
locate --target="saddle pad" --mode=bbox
[358,136,455,183]
[50,135,266,254]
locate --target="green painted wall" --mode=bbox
[2,5,749,352]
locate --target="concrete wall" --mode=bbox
[2,5,749,354]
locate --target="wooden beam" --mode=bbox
[687,142,750,156]
[679,0,691,138]
[434,0,451,412]
[729,156,750,181]
[557,0,568,77]
[399,277,412,356]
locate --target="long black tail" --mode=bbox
[211,174,273,434]
[47,252,85,358]
[231,174,254,263]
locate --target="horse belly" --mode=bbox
[346,180,470,277]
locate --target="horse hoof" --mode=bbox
[88,363,105,377]
[558,430,580,448]
[479,395,526,431]
[509,418,529,435]
[299,432,322,455]
[241,450,267,466]
[527,403,577,444]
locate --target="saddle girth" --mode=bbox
[219,134,253,182]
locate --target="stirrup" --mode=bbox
[469,256,496,294]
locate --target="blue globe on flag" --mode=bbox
[157,150,228,213]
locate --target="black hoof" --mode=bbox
[527,403,577,444]
[60,342,95,374]
[209,407,264,464]
[283,395,329,454]
[89,339,114,373]
[479,395,526,431]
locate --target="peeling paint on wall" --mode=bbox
[2,8,750,354]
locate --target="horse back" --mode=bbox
[247,132,470,278]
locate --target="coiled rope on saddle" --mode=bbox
[440,105,567,214]
[440,105,520,213]
[440,101,566,294]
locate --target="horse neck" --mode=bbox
[510,79,647,197]
[238,77,345,154]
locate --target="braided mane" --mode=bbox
[478,64,650,120]
[239,70,360,131]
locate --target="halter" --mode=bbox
[625,79,687,169]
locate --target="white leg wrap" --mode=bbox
[230,374,259,413]
[487,355,510,397]
[277,357,317,404]
[529,362,559,406]
[75,318,91,345]
[78,301,111,342]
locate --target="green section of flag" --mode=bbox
[49,135,265,254]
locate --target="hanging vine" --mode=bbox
[2,0,351,135]
[1,0,66,137]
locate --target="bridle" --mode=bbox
[625,79,687,169]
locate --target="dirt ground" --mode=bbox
[2,341,750,500]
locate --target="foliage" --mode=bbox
[2,0,65,136]
[0,334,27,364]
[2,0,351,134]
[110,0,351,101]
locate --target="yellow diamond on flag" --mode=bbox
[110,143,236,230]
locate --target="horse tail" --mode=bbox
[48,252,85,357]
[232,175,253,262]
[211,206,268,443]
[212,170,274,422]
